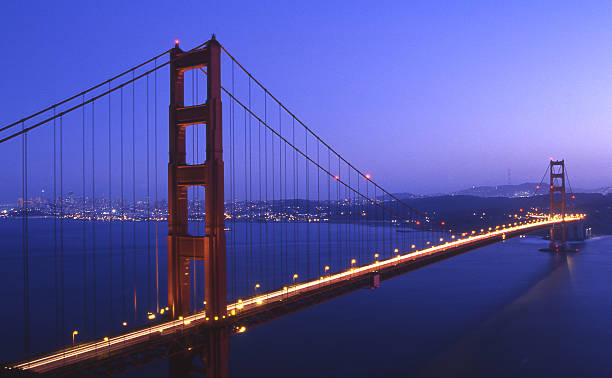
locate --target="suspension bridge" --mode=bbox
[0,36,583,377]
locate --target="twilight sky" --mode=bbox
[1,0,612,196]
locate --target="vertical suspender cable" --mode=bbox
[230,60,236,303]
[81,95,87,336]
[53,111,58,346]
[60,115,65,344]
[264,102,269,290]
[305,129,308,279]
[284,114,288,284]
[293,118,297,278]
[244,107,248,297]
[336,158,344,271]
[279,105,283,287]
[108,82,113,326]
[355,175,358,262]
[328,149,331,270]
[317,140,320,275]
[132,71,137,323]
[258,118,262,290]
[146,73,151,314]
[120,87,126,323]
[249,82,254,293]
[154,59,159,313]
[22,121,30,355]
[347,168,351,264]
[92,100,97,336]
[366,177,369,260]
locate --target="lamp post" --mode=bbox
[72,330,78,345]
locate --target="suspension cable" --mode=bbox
[217,46,442,227]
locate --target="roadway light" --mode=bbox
[72,330,78,345]
[324,266,330,274]
[394,248,399,253]
[122,322,127,326]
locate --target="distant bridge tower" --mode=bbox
[167,35,229,378]
[549,159,566,250]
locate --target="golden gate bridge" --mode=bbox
[0,35,583,377]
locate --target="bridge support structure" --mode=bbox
[168,35,228,377]
[549,159,567,251]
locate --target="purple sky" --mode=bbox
[1,1,612,195]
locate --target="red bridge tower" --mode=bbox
[168,36,228,378]
[549,159,567,251]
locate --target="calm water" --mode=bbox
[1,218,611,377]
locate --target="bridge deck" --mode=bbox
[7,217,582,375]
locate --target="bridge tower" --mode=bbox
[549,159,567,250]
[168,36,226,319]
[168,35,228,378]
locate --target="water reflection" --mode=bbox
[169,328,229,377]
[414,244,585,378]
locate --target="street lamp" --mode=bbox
[292,273,298,286]
[254,283,260,296]
[72,330,78,345]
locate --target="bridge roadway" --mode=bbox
[8,216,582,375]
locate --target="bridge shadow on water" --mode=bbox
[412,248,582,378]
